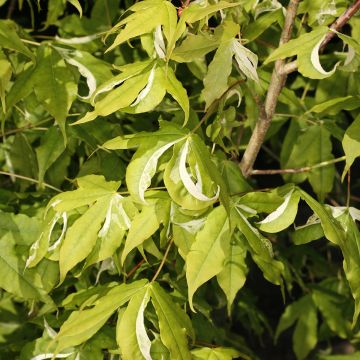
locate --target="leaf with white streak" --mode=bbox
[234,207,284,285]
[232,40,259,82]
[179,140,220,202]
[117,287,152,360]
[258,189,300,233]
[30,353,74,360]
[126,124,186,203]
[265,26,339,79]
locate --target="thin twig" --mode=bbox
[239,0,301,177]
[0,170,62,192]
[191,79,245,133]
[250,155,345,175]
[151,239,174,282]
[126,259,145,278]
[0,118,53,138]
[281,0,360,75]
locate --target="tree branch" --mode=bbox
[281,0,360,75]
[250,156,346,175]
[239,0,301,177]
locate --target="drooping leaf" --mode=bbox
[150,282,193,360]
[117,286,152,360]
[186,205,230,311]
[33,45,77,141]
[217,234,248,315]
[342,114,360,178]
[35,127,65,186]
[234,207,284,285]
[0,20,35,61]
[275,295,318,360]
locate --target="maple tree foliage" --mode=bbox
[0,0,360,359]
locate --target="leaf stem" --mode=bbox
[281,0,360,75]
[191,79,245,134]
[0,170,62,192]
[151,239,174,282]
[239,0,301,177]
[250,155,346,175]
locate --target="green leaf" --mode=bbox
[217,234,248,315]
[0,58,12,113]
[55,280,148,352]
[36,127,65,186]
[121,201,159,264]
[265,26,337,79]
[275,295,318,360]
[336,213,360,326]
[59,195,112,282]
[117,286,152,360]
[67,0,82,16]
[0,20,35,61]
[257,189,300,233]
[125,123,186,204]
[163,66,190,125]
[307,96,360,115]
[150,282,193,360]
[33,45,77,141]
[186,205,230,311]
[0,215,52,303]
[243,9,283,41]
[85,196,136,267]
[234,207,284,285]
[299,190,345,246]
[171,33,218,62]
[192,347,240,360]
[292,222,324,245]
[283,125,335,200]
[203,42,233,109]
[106,0,177,52]
[50,175,120,212]
[342,114,360,178]
[312,289,349,338]
[75,70,150,124]
[237,191,283,213]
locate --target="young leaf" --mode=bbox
[150,282,193,360]
[0,58,12,113]
[186,205,230,311]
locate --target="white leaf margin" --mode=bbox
[178,139,220,202]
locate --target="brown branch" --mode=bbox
[239,0,301,177]
[281,0,360,75]
[151,239,173,282]
[250,156,346,175]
